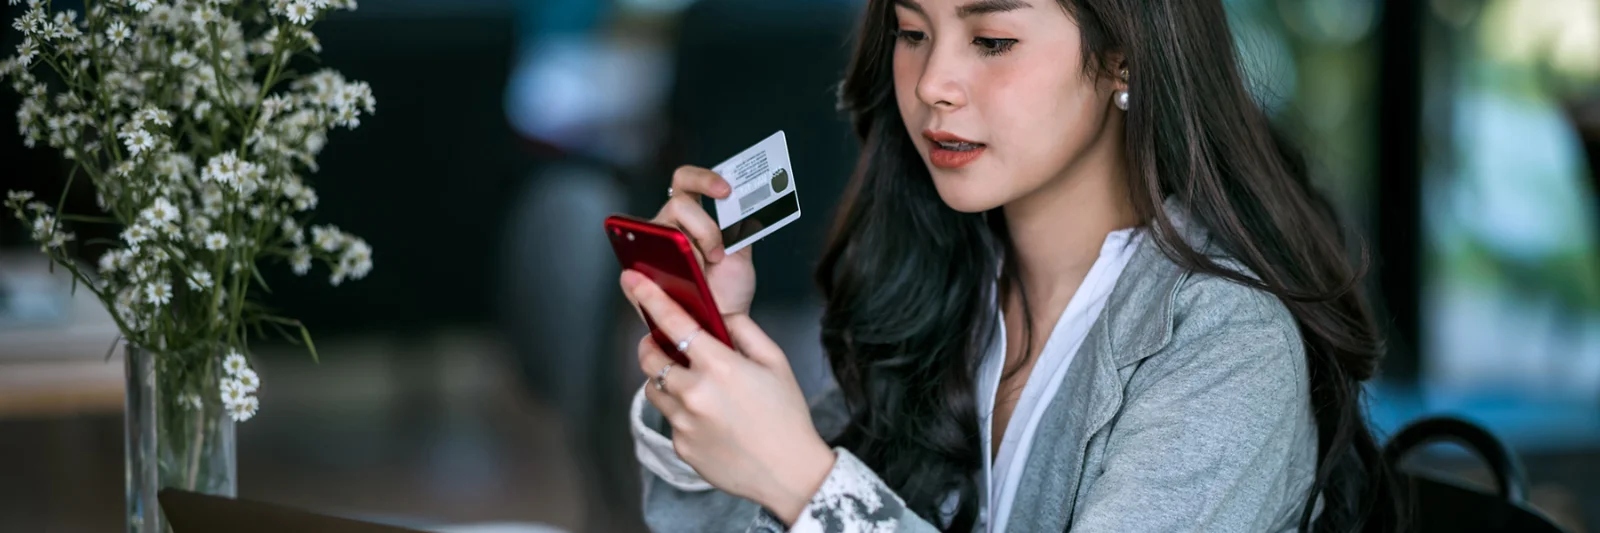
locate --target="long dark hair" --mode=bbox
[815,1,1404,531]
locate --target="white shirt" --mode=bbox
[631,228,1143,532]
[979,227,1139,532]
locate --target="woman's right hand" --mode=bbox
[655,165,756,317]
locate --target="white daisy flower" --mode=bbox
[262,94,292,117]
[220,379,246,406]
[285,1,315,25]
[340,239,372,279]
[148,6,180,29]
[121,224,152,246]
[29,214,59,242]
[188,215,212,234]
[204,232,229,250]
[311,225,342,252]
[186,271,213,290]
[228,395,259,422]
[15,38,37,68]
[6,190,34,203]
[169,50,199,69]
[293,187,318,211]
[141,197,179,224]
[111,161,136,179]
[202,151,239,184]
[289,246,312,275]
[121,129,154,156]
[223,351,248,375]
[202,186,225,210]
[131,0,155,12]
[114,289,137,322]
[105,21,131,45]
[98,251,120,273]
[236,174,261,197]
[235,368,260,394]
[135,107,171,127]
[144,281,172,306]
[279,177,304,198]
[189,7,219,28]
[47,229,76,249]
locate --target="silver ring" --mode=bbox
[675,329,700,353]
[667,186,674,198]
[654,362,673,392]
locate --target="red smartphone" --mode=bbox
[604,214,732,367]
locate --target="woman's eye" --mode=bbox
[895,29,927,45]
[973,37,1018,56]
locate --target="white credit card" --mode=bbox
[710,131,802,255]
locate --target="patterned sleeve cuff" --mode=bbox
[748,448,907,533]
[631,384,714,492]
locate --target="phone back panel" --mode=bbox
[604,214,731,366]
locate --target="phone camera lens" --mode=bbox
[627,232,635,241]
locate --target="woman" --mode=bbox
[619,0,1405,531]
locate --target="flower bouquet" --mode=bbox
[2,1,375,531]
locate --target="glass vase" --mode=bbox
[124,345,237,533]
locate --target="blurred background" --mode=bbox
[1,0,1597,531]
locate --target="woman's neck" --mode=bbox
[1001,140,1138,310]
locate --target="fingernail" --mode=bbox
[710,247,726,263]
[621,270,644,290]
[716,182,732,197]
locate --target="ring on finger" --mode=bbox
[654,362,673,392]
[675,328,701,353]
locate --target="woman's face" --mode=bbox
[892,0,1121,213]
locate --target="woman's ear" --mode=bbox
[1104,52,1130,111]
[1104,52,1129,92]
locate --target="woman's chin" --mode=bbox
[933,184,1006,214]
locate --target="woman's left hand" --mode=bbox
[621,270,837,525]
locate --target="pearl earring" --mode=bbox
[1114,68,1130,111]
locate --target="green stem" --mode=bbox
[184,355,214,491]
[58,214,119,224]
[238,32,285,156]
[54,160,82,220]
[203,21,251,136]
[38,52,89,95]
[217,27,289,342]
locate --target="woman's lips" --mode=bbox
[922,130,986,169]
[929,144,985,169]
